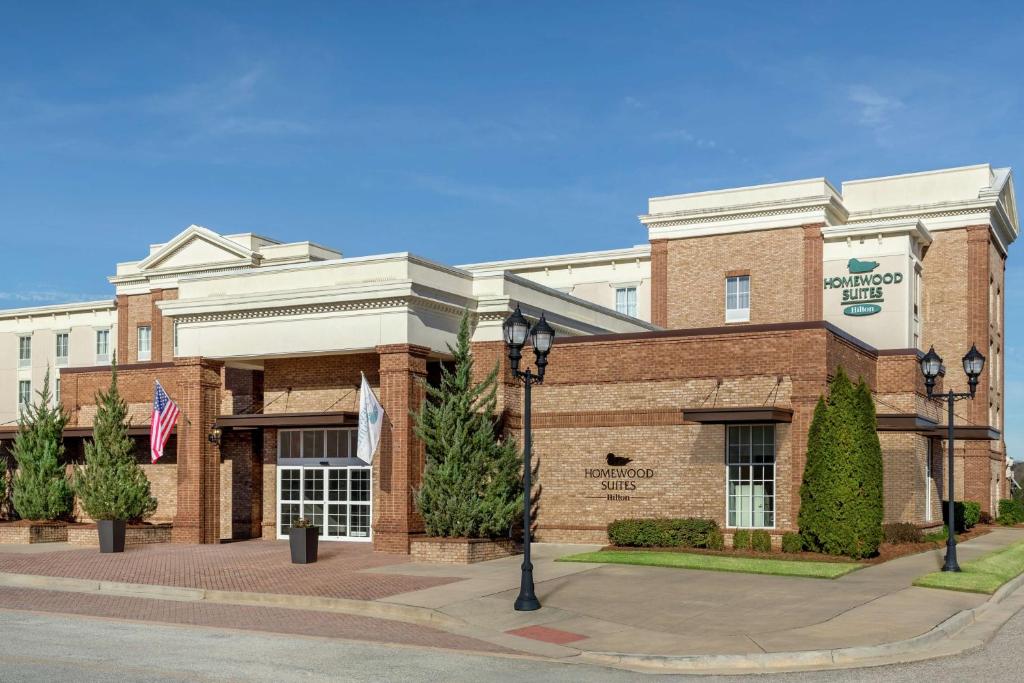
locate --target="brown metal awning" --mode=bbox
[877,413,938,432]
[926,425,1001,441]
[682,407,793,424]
[214,411,358,429]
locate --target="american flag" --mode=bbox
[150,381,180,463]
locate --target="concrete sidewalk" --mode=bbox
[1,528,1022,673]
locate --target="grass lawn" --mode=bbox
[913,540,1024,594]
[557,550,862,579]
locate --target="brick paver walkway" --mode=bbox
[0,540,460,600]
[0,586,513,653]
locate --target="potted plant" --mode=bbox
[73,360,157,553]
[289,518,319,564]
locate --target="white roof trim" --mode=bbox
[134,225,259,272]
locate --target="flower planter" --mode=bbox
[289,526,319,564]
[410,536,519,564]
[0,521,68,544]
[97,519,127,553]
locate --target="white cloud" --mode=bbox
[847,85,904,129]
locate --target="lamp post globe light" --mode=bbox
[502,305,554,611]
[919,344,985,573]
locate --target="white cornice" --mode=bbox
[0,299,116,321]
[822,218,932,246]
[459,245,650,272]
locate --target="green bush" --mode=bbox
[781,532,803,553]
[941,500,981,533]
[607,518,722,549]
[997,499,1024,526]
[73,360,157,523]
[11,371,73,521]
[732,529,752,550]
[414,311,521,538]
[751,530,772,552]
[798,368,884,559]
[883,522,924,544]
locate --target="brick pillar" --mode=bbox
[116,294,129,363]
[802,224,824,321]
[965,226,995,514]
[373,344,430,553]
[172,358,224,544]
[650,239,669,328]
[150,289,164,362]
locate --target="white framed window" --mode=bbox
[95,329,110,364]
[18,380,31,411]
[173,322,179,357]
[18,335,32,368]
[137,325,152,362]
[726,425,775,528]
[55,332,69,367]
[726,275,750,322]
[615,287,638,317]
[55,376,61,407]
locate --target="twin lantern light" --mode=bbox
[919,344,986,397]
[502,306,555,378]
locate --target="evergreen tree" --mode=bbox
[414,311,522,538]
[798,367,884,559]
[73,359,157,522]
[11,369,73,521]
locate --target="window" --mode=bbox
[18,380,31,411]
[55,332,69,366]
[173,322,179,357]
[18,336,31,368]
[95,329,110,364]
[55,376,61,406]
[278,428,357,461]
[138,326,152,362]
[726,425,775,528]
[726,275,750,322]
[615,287,638,317]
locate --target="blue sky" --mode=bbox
[1,2,1021,455]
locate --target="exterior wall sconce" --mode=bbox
[207,427,223,447]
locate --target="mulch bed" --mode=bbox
[601,525,995,565]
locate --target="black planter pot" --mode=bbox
[98,519,126,553]
[289,527,319,564]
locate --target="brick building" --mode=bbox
[0,163,1016,551]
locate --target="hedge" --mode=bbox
[998,499,1024,526]
[941,500,981,533]
[732,529,772,552]
[781,532,803,553]
[883,522,923,545]
[607,518,722,549]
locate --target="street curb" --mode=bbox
[579,576,1024,674]
[3,568,1023,674]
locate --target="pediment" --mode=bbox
[137,225,257,272]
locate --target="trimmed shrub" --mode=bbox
[997,499,1024,526]
[941,500,981,533]
[798,368,884,559]
[732,529,752,550]
[11,370,73,521]
[751,530,772,553]
[607,518,722,549]
[883,522,924,545]
[781,532,803,553]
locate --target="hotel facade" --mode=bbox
[0,163,1015,551]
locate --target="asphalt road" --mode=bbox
[0,606,1021,682]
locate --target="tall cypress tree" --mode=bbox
[413,311,522,538]
[11,369,73,521]
[73,359,157,522]
[798,367,884,559]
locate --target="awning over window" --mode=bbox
[876,413,938,432]
[682,407,793,424]
[214,411,357,429]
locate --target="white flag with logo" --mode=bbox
[357,372,384,463]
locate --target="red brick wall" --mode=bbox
[263,354,379,414]
[116,289,178,363]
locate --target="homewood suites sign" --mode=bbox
[822,258,902,317]
[583,453,656,502]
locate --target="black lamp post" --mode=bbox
[503,305,554,611]
[919,344,985,572]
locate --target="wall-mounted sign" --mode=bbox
[823,258,903,317]
[583,453,656,502]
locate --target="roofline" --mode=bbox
[0,299,116,320]
[459,244,650,271]
[841,162,993,187]
[648,176,841,203]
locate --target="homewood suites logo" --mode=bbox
[583,453,656,502]
[823,258,903,317]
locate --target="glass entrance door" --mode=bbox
[277,466,372,541]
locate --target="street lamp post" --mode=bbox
[503,305,554,611]
[919,344,986,573]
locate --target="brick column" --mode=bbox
[650,239,669,328]
[802,224,824,321]
[150,289,164,362]
[116,294,129,363]
[373,344,430,553]
[172,358,224,544]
